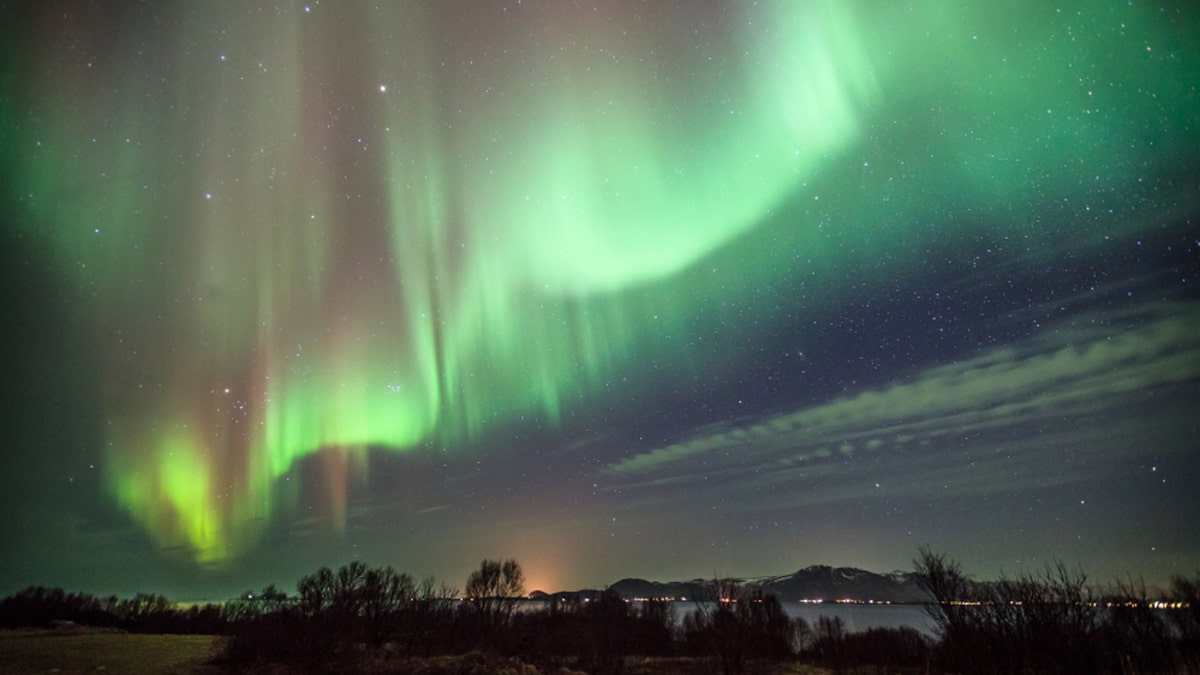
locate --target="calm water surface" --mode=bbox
[667,601,936,635]
[781,602,936,635]
[518,599,939,635]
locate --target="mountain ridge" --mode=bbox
[529,564,933,604]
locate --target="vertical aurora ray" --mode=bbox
[3,0,1195,563]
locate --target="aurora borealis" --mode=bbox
[1,1,1198,599]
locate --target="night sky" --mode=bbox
[1,1,1198,601]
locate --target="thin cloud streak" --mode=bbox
[605,300,1200,479]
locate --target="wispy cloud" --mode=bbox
[604,300,1200,480]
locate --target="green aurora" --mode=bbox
[2,0,1197,576]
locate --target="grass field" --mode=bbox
[0,628,226,675]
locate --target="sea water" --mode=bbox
[521,599,938,636]
[781,602,936,636]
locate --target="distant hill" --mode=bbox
[532,565,932,604]
[750,565,931,603]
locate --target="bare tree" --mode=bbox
[361,566,414,644]
[297,566,334,617]
[465,558,524,630]
[915,547,1109,673]
[914,546,977,634]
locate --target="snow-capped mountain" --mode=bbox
[580,565,932,603]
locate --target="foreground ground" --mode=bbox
[0,628,226,675]
[0,628,839,674]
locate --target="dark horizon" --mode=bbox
[2,1,1198,603]
[1,551,1190,607]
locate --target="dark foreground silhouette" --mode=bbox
[2,551,1197,674]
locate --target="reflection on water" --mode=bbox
[524,599,937,636]
[679,601,936,636]
[781,602,936,636]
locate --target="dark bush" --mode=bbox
[0,586,114,627]
[681,580,798,674]
[916,547,1199,674]
[837,626,931,672]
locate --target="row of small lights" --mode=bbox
[942,600,1192,609]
